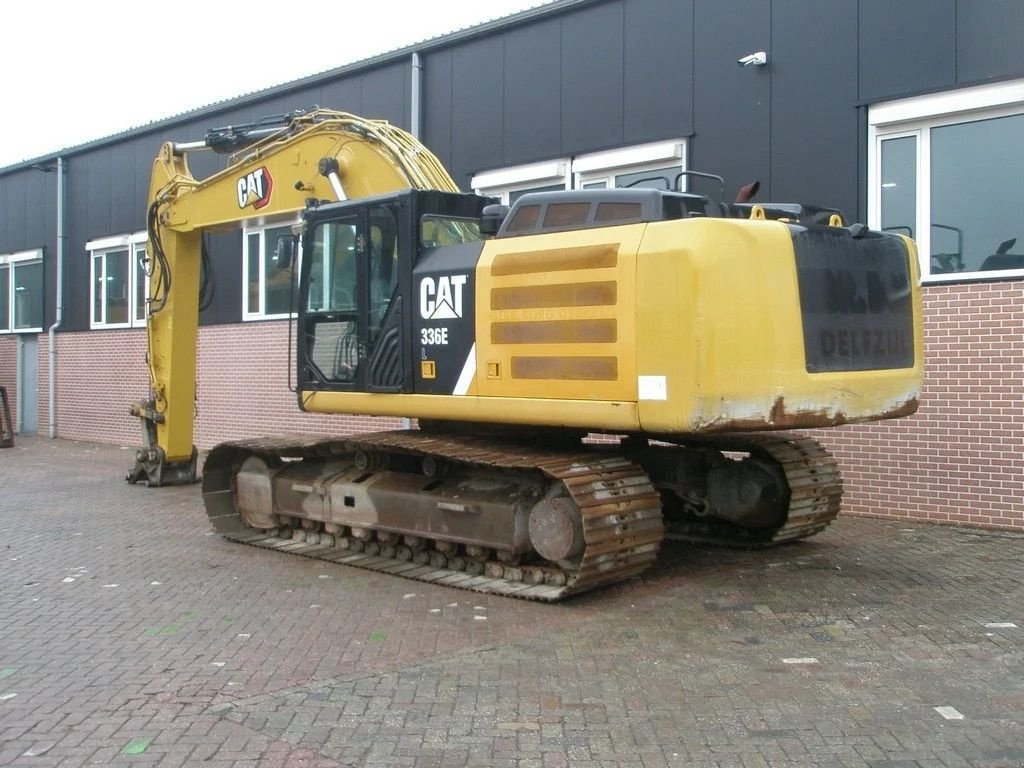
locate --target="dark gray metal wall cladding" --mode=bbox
[692,0,771,203]
[503,18,562,164]
[449,37,506,187]
[560,2,626,152]
[955,0,1024,84]
[0,167,55,322]
[770,0,859,219]
[623,0,692,144]
[1,168,51,255]
[2,0,1024,333]
[858,0,957,101]
[423,0,695,186]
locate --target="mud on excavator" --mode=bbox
[127,109,923,601]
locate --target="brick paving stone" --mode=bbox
[1,437,1024,766]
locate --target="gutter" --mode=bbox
[48,156,65,438]
[411,52,423,139]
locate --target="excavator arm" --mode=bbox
[126,109,459,486]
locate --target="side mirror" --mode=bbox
[275,236,297,270]
[480,204,510,237]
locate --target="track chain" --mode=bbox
[202,431,664,602]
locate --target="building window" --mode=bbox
[573,140,687,192]
[471,159,571,205]
[869,79,1024,281]
[243,220,297,320]
[87,233,148,329]
[0,250,44,334]
[471,139,687,203]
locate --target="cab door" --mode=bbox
[299,200,407,393]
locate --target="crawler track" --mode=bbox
[201,430,841,600]
[202,431,664,602]
[663,432,843,547]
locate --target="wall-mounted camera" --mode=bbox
[737,51,768,67]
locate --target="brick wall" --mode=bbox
[37,334,50,438]
[815,281,1024,531]
[56,329,149,445]
[54,323,400,450]
[193,323,404,447]
[47,280,1023,531]
[0,335,16,433]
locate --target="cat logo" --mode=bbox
[420,275,467,320]
[236,167,273,210]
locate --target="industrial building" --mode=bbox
[1,0,1021,529]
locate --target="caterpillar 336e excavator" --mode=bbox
[127,109,923,601]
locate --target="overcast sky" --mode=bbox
[0,0,552,168]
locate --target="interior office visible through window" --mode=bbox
[472,140,687,206]
[0,249,44,333]
[87,234,148,329]
[243,220,298,320]
[871,80,1024,281]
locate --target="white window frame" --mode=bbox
[242,217,301,321]
[471,159,571,204]
[868,79,1024,283]
[470,139,688,203]
[573,140,687,190]
[0,249,44,334]
[87,232,148,329]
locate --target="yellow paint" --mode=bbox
[490,243,618,275]
[141,111,459,464]
[305,218,922,437]
[633,219,923,433]
[302,390,640,432]
[472,225,643,402]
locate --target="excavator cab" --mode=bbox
[297,189,490,397]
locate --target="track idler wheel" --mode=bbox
[528,491,585,565]
[235,455,279,529]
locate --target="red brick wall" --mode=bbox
[0,335,16,432]
[48,280,1023,531]
[193,323,404,447]
[37,334,50,438]
[54,323,400,450]
[815,281,1024,531]
[56,329,149,444]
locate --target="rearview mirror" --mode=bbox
[480,204,510,237]
[275,236,297,270]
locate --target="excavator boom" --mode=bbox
[127,110,459,485]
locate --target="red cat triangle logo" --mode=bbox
[236,167,274,210]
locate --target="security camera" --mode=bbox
[737,51,768,67]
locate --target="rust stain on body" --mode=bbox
[697,395,921,434]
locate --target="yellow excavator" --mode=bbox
[127,109,923,601]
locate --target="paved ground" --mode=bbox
[0,436,1022,767]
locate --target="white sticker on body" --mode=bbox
[638,375,668,401]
